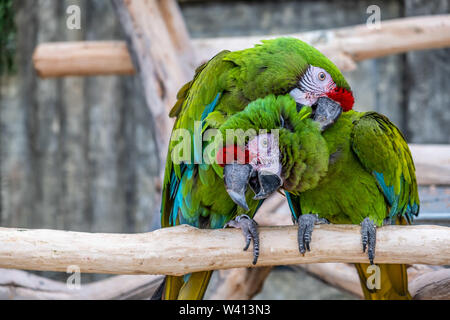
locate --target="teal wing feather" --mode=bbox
[285,191,301,223]
[350,112,420,223]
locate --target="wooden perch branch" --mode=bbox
[0,225,448,276]
[194,15,450,71]
[33,15,450,77]
[32,41,135,77]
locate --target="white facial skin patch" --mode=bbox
[289,66,336,106]
[247,133,282,176]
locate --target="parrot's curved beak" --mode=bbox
[224,163,252,211]
[224,163,282,211]
[312,96,343,131]
[251,171,283,200]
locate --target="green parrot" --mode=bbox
[285,107,420,300]
[158,37,354,300]
[223,93,420,300]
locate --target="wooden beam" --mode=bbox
[111,0,193,161]
[297,263,450,300]
[1,263,448,300]
[32,15,450,77]
[409,144,450,185]
[0,224,448,276]
[208,267,273,300]
[0,268,163,300]
[193,15,450,71]
[32,41,135,77]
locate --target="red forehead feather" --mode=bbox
[327,87,354,112]
[216,145,253,167]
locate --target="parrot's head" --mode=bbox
[284,38,354,130]
[232,37,355,130]
[218,133,282,211]
[217,94,332,211]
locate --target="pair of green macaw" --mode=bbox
[158,38,419,300]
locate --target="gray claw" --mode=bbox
[297,214,328,254]
[225,214,260,265]
[361,217,377,265]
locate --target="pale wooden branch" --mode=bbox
[32,41,135,77]
[297,263,364,298]
[32,15,450,77]
[193,15,450,71]
[208,267,273,300]
[297,263,450,300]
[2,264,447,300]
[0,268,163,300]
[409,144,450,186]
[0,225,448,277]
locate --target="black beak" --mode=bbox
[224,163,283,210]
[312,96,342,131]
[224,163,253,211]
[252,171,283,200]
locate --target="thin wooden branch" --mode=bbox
[2,264,447,300]
[298,263,364,298]
[408,267,450,300]
[208,267,273,300]
[32,41,135,77]
[0,224,448,276]
[32,15,450,77]
[297,263,450,300]
[0,268,163,300]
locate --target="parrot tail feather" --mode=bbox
[354,263,411,300]
[163,271,213,300]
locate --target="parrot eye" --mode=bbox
[318,72,326,81]
[261,139,268,147]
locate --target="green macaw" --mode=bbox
[158,37,354,300]
[223,94,420,300]
[286,107,420,300]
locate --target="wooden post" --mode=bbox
[111,0,194,162]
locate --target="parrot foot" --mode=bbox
[225,214,260,265]
[361,217,376,265]
[297,214,329,255]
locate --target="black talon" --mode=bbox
[225,214,260,265]
[297,214,328,255]
[361,217,377,265]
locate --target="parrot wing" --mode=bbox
[350,112,420,223]
[161,50,233,229]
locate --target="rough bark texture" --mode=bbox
[0,224,449,275]
[0,1,160,282]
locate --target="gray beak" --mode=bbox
[224,163,253,211]
[224,163,283,210]
[252,171,283,200]
[313,96,343,131]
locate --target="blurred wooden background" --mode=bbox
[1,0,449,287]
